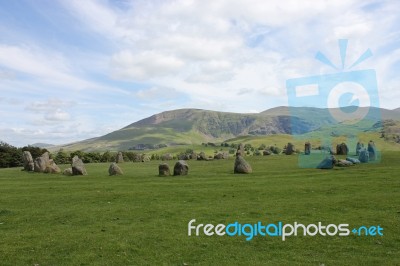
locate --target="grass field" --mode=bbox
[0,152,399,265]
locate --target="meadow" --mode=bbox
[0,152,399,265]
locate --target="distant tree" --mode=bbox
[258,144,266,150]
[54,149,70,165]
[101,151,113,162]
[0,142,23,168]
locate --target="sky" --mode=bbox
[0,0,399,147]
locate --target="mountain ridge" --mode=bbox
[55,106,400,151]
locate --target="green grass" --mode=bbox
[0,153,399,265]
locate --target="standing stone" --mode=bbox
[197,152,207,161]
[158,163,170,176]
[317,155,337,169]
[132,153,142,162]
[44,159,61,174]
[116,152,124,163]
[234,155,252,174]
[214,152,228,159]
[304,142,311,155]
[173,160,189,176]
[34,152,50,173]
[72,156,87,175]
[368,141,376,161]
[22,151,35,171]
[358,148,369,163]
[356,142,363,156]
[161,153,173,161]
[285,142,295,155]
[236,143,245,156]
[109,162,123,176]
[336,143,349,155]
[263,150,271,156]
[178,153,190,160]
[141,154,151,162]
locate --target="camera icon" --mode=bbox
[286,40,381,168]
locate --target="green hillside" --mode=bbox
[53,107,400,152]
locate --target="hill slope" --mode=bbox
[56,106,400,151]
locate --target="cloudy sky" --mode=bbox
[0,0,399,146]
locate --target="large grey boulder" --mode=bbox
[178,153,190,160]
[359,149,369,163]
[336,159,353,167]
[336,143,349,155]
[44,159,61,174]
[356,142,363,156]
[22,151,34,171]
[304,142,311,155]
[197,152,207,161]
[141,154,151,162]
[214,152,228,159]
[173,160,189,176]
[367,141,376,161]
[285,142,295,155]
[161,153,173,161]
[159,163,170,176]
[109,162,123,176]
[34,152,50,173]
[116,152,124,163]
[317,156,337,169]
[346,157,360,164]
[263,150,271,156]
[132,153,142,162]
[236,143,245,156]
[234,155,252,174]
[72,156,87,175]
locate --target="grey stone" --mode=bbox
[173,160,189,176]
[109,162,123,176]
[72,156,87,175]
[317,156,337,169]
[346,157,360,164]
[336,143,349,155]
[34,152,50,173]
[336,159,353,167]
[263,150,271,156]
[304,142,311,155]
[236,143,245,156]
[234,155,252,174]
[214,152,228,159]
[197,152,207,161]
[368,141,376,161]
[158,163,170,176]
[285,142,295,155]
[44,159,61,174]
[359,148,369,163]
[22,151,34,171]
[161,153,173,161]
[141,154,151,162]
[116,152,124,163]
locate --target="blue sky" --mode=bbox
[0,0,399,146]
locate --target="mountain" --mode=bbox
[56,106,400,151]
[30,143,55,148]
